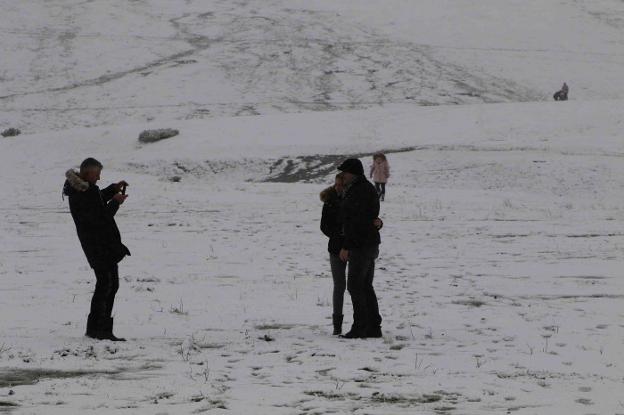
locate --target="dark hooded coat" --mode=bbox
[341,176,381,250]
[320,186,344,255]
[63,170,130,270]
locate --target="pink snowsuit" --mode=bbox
[370,159,390,183]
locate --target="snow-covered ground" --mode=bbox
[1,1,624,414]
[1,100,623,413]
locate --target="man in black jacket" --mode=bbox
[337,158,383,339]
[63,158,130,341]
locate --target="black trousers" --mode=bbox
[374,182,386,199]
[347,245,381,331]
[90,264,119,322]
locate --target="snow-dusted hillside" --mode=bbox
[2,0,624,133]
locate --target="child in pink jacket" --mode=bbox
[370,153,390,201]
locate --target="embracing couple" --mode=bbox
[320,158,383,339]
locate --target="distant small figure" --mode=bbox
[553,82,569,101]
[369,153,390,201]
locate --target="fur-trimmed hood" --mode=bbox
[320,186,339,203]
[63,168,131,268]
[63,169,89,196]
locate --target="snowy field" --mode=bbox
[1,1,624,414]
[1,101,623,414]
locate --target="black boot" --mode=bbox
[97,318,126,342]
[332,314,343,335]
[340,326,367,339]
[366,326,383,338]
[85,313,99,339]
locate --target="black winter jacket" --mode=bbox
[320,186,344,255]
[63,170,130,270]
[341,176,381,250]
